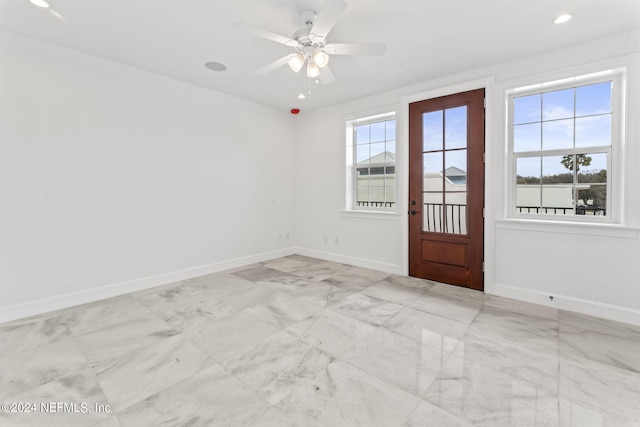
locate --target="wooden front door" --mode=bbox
[408,89,485,290]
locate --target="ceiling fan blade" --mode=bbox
[255,55,294,75]
[326,43,387,56]
[234,22,297,47]
[310,0,348,39]
[319,66,336,84]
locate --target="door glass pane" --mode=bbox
[445,149,467,192]
[444,192,467,234]
[423,192,443,233]
[423,111,443,152]
[423,152,443,176]
[445,106,467,149]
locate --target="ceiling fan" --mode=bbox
[235,0,387,84]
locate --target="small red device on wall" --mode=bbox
[290,108,300,115]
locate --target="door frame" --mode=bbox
[399,77,495,293]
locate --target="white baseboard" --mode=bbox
[293,247,403,276]
[493,283,640,326]
[0,247,296,324]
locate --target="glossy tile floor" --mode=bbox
[1,255,640,426]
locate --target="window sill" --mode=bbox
[495,218,640,238]
[341,210,401,221]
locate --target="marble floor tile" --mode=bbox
[383,306,470,344]
[116,363,281,427]
[428,282,489,303]
[329,292,404,326]
[184,310,281,363]
[289,281,357,309]
[1,255,638,426]
[453,332,560,395]
[559,324,640,373]
[361,279,427,305]
[0,315,71,358]
[486,295,558,320]
[290,265,342,281]
[93,334,210,411]
[559,310,640,341]
[385,274,435,291]
[62,294,161,337]
[346,265,392,281]
[220,330,332,406]
[134,285,237,332]
[408,292,484,324]
[232,265,294,282]
[76,316,177,367]
[407,400,474,427]
[321,272,377,291]
[0,368,112,427]
[0,338,89,400]
[559,353,640,422]
[285,309,377,357]
[466,305,559,351]
[277,360,421,427]
[243,294,323,329]
[339,327,444,397]
[424,355,560,426]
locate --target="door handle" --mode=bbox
[410,210,417,215]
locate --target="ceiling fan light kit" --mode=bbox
[236,0,386,85]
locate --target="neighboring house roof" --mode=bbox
[445,166,466,177]
[357,151,395,165]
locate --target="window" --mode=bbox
[508,71,623,222]
[346,112,396,211]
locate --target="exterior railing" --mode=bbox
[356,201,396,208]
[424,203,467,234]
[516,206,606,216]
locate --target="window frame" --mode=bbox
[345,111,397,213]
[506,70,625,224]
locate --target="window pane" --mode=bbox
[370,142,385,160]
[514,94,541,124]
[370,121,385,143]
[516,157,541,184]
[514,123,541,152]
[543,88,574,121]
[576,81,611,117]
[356,145,370,164]
[575,152,607,215]
[445,106,467,150]
[423,111,443,152]
[356,124,370,144]
[575,115,611,148]
[542,119,573,150]
[386,139,396,157]
[542,155,573,184]
[386,120,396,141]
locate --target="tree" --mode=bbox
[561,154,592,172]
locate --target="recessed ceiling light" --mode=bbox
[204,62,227,72]
[297,94,306,100]
[30,0,50,8]
[553,13,573,24]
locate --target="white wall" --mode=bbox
[0,31,296,321]
[293,29,640,325]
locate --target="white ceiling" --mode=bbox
[1,0,639,112]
